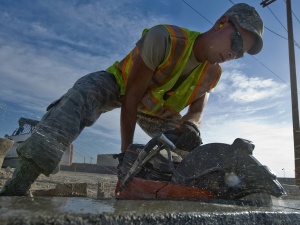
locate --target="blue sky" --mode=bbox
[0,0,299,177]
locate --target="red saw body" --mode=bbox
[115,136,286,205]
[115,178,215,200]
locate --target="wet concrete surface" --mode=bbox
[1,196,300,224]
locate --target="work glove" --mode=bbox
[164,121,202,152]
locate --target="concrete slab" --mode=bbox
[0,138,14,167]
[30,183,88,197]
[1,197,300,224]
[55,183,87,196]
[282,184,300,196]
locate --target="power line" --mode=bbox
[291,9,300,25]
[267,6,287,32]
[73,150,85,158]
[264,26,288,40]
[265,27,300,50]
[283,0,300,25]
[180,0,213,25]
[73,150,89,163]
[266,3,300,49]
[251,56,291,88]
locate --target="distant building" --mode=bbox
[97,154,119,167]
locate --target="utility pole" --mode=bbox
[286,0,300,185]
[261,0,299,184]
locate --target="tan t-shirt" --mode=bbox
[136,25,200,78]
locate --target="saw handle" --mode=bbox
[118,135,166,192]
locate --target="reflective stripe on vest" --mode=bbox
[106,24,218,116]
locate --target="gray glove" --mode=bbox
[164,121,202,152]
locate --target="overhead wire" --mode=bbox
[291,10,300,25]
[283,0,300,25]
[267,5,288,32]
[264,26,288,40]
[251,56,291,87]
[181,0,213,25]
[73,150,86,159]
[266,3,300,49]
[73,150,95,163]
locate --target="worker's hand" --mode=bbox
[164,121,202,152]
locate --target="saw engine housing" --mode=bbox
[117,138,285,202]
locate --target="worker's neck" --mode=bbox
[193,32,210,63]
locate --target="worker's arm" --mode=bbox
[121,54,154,153]
[181,92,209,127]
[181,63,222,127]
[163,93,208,153]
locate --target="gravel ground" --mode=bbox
[0,168,118,198]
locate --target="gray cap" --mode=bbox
[223,3,264,55]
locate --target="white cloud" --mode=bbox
[199,64,294,177]
[202,119,294,177]
[0,0,169,112]
[216,70,288,103]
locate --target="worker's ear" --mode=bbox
[215,15,230,30]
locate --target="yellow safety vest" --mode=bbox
[106,24,220,117]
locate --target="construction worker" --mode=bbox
[0,3,263,196]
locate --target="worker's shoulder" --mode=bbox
[147,24,187,34]
[143,25,170,40]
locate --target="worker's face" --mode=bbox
[207,17,256,64]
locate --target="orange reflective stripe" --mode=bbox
[186,62,209,106]
[159,25,178,71]
[148,92,161,114]
[121,48,140,84]
[121,54,130,84]
[140,25,202,115]
[115,24,208,117]
[149,25,188,90]
[170,27,188,78]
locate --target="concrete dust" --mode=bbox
[0,168,118,198]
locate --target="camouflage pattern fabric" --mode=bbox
[137,112,181,138]
[17,71,182,176]
[0,158,41,196]
[223,3,264,55]
[17,71,122,175]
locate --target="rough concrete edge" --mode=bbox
[2,211,300,225]
[32,183,88,197]
[0,138,14,168]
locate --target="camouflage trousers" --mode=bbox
[17,71,181,176]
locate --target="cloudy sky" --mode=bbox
[0,0,299,178]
